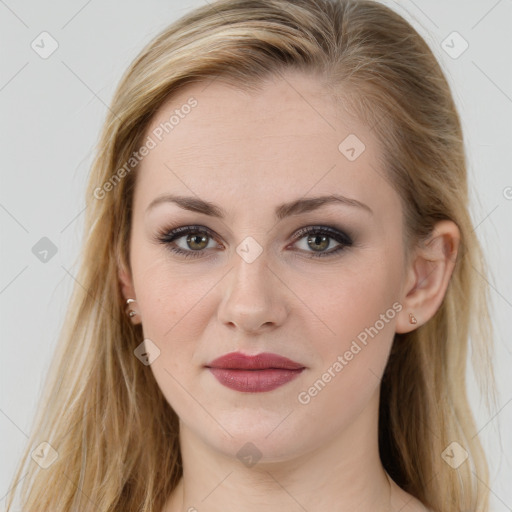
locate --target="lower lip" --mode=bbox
[207,368,304,392]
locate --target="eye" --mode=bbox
[155,224,353,259]
[289,225,353,258]
[156,225,220,259]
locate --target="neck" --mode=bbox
[165,390,393,512]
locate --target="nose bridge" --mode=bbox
[217,241,287,332]
[231,242,270,292]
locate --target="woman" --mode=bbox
[5,0,495,511]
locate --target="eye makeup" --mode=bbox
[153,223,354,260]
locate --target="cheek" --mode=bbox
[129,255,214,408]
[295,252,402,346]
[131,257,211,420]
[293,252,402,403]
[132,248,214,341]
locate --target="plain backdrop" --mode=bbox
[1,0,511,510]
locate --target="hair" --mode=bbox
[5,0,495,511]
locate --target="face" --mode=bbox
[123,70,410,462]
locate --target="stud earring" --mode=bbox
[125,298,137,318]
[409,313,417,325]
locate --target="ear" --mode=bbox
[118,260,136,303]
[118,261,142,325]
[395,220,460,334]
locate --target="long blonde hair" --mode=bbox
[5,0,495,510]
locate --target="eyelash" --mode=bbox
[155,224,353,260]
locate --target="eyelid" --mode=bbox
[290,225,353,245]
[156,223,353,243]
[155,223,354,260]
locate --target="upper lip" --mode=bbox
[205,351,305,370]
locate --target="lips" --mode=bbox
[205,352,305,392]
[207,351,305,370]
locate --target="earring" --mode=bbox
[409,313,417,325]
[125,298,137,318]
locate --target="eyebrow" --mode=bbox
[145,193,373,219]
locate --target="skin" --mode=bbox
[118,69,459,512]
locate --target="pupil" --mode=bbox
[309,234,328,251]
[189,234,207,250]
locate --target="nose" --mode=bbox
[216,249,289,335]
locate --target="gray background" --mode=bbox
[1,0,511,510]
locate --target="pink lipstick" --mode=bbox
[205,351,305,392]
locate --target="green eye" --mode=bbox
[156,224,353,259]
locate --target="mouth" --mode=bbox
[205,351,306,393]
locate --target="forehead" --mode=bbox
[134,71,395,220]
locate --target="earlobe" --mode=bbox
[118,262,136,303]
[118,263,142,325]
[395,220,460,334]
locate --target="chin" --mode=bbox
[182,408,319,464]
